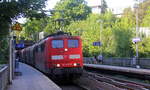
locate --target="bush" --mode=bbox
[0,38,9,64]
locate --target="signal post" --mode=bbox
[9,22,22,83]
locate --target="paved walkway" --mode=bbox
[7,63,61,90]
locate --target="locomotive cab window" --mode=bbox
[68,40,79,48]
[52,40,64,48]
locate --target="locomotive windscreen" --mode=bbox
[68,40,79,48]
[52,40,64,48]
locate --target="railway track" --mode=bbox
[50,78,86,90]
[73,71,150,90]
[96,73,150,89]
[59,83,85,90]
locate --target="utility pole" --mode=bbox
[136,7,139,58]
[134,0,140,68]
[9,27,12,84]
[135,1,139,59]
[9,24,16,84]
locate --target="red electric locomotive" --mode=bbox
[21,31,83,78]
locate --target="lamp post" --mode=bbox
[134,0,140,68]
[135,2,139,58]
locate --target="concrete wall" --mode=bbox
[0,65,9,90]
[84,57,150,69]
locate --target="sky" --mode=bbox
[45,0,135,12]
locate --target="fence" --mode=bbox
[0,65,9,90]
[139,58,150,69]
[84,57,150,69]
[103,58,132,67]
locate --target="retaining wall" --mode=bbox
[84,57,150,69]
[0,65,9,90]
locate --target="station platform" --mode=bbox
[84,64,150,76]
[7,63,61,90]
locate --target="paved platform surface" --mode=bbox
[7,63,61,90]
[84,64,150,75]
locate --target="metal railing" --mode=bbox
[0,65,9,90]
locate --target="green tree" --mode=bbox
[0,37,9,64]
[52,0,91,25]
[0,0,47,63]
[138,0,150,24]
[0,0,47,36]
[123,7,135,20]
[20,18,48,41]
[43,17,58,35]
[66,11,135,57]
[65,14,100,56]
[137,37,150,57]
[98,11,116,57]
[122,0,150,25]
[112,16,134,57]
[43,0,91,36]
[65,12,116,57]
[138,5,150,57]
[142,6,150,26]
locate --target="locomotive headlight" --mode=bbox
[51,55,63,60]
[64,48,68,51]
[73,63,77,66]
[69,54,80,59]
[56,64,60,67]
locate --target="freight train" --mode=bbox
[20,31,83,78]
